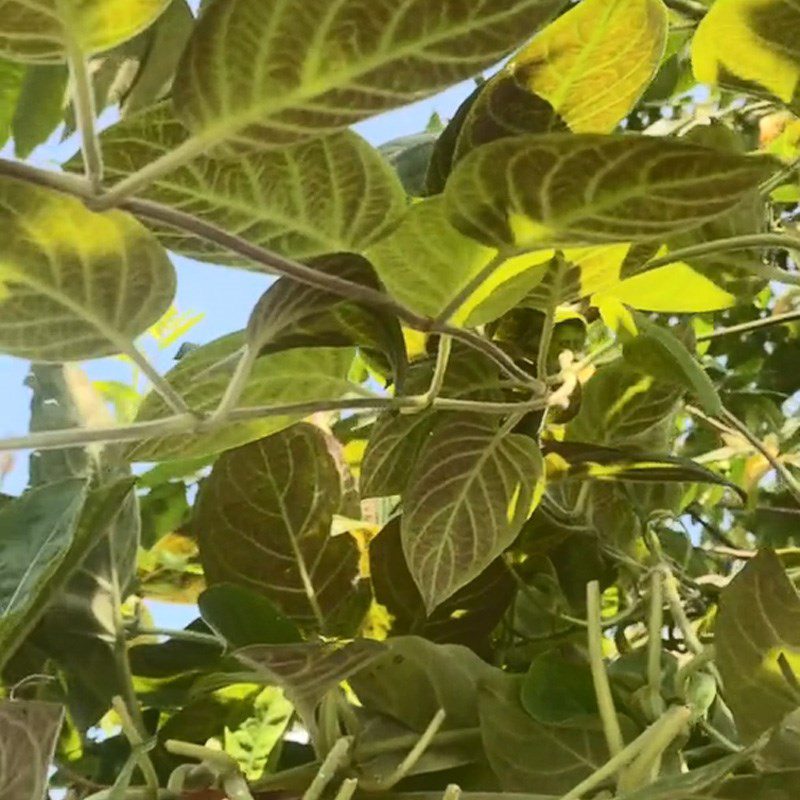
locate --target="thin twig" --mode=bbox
[111,697,160,800]
[697,310,800,341]
[586,581,625,759]
[118,342,193,417]
[537,307,556,383]
[302,737,353,800]
[402,335,453,414]
[646,571,666,721]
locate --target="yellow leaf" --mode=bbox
[511,0,668,132]
[692,0,800,104]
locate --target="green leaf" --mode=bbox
[0,700,64,800]
[0,479,88,666]
[0,0,171,62]
[0,58,24,146]
[247,253,407,387]
[12,64,67,158]
[92,105,406,263]
[367,196,553,325]
[716,770,800,799]
[444,133,777,248]
[692,0,800,107]
[199,584,302,648]
[173,0,562,148]
[715,549,800,741]
[379,132,438,196]
[237,639,384,728]
[520,652,598,725]
[0,178,175,361]
[509,0,668,132]
[479,671,612,793]
[194,424,362,632]
[126,334,356,461]
[370,518,514,648]
[403,415,544,611]
[623,317,722,416]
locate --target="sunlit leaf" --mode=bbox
[0,178,175,361]
[173,0,561,148]
[444,133,777,248]
[0,0,171,63]
[692,0,800,107]
[126,334,356,461]
[715,549,800,740]
[0,700,64,800]
[403,415,544,611]
[509,0,668,132]
[195,424,363,632]
[92,105,406,263]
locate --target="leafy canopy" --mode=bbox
[1,1,800,799]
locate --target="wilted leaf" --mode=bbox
[0,178,175,361]
[0,700,64,800]
[403,415,544,611]
[509,0,668,132]
[126,334,356,461]
[479,671,611,793]
[93,105,406,263]
[195,424,362,632]
[367,196,553,325]
[692,0,800,107]
[715,549,800,740]
[247,253,407,386]
[370,518,514,648]
[173,0,561,148]
[0,0,170,62]
[444,133,777,248]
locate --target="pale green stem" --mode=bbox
[537,307,556,383]
[165,740,240,772]
[332,778,359,800]
[558,706,692,800]
[209,343,259,422]
[675,645,716,697]
[661,568,704,656]
[402,335,453,414]
[119,341,192,416]
[62,25,103,192]
[127,626,222,646]
[647,570,666,721]
[443,785,463,800]
[111,697,160,800]
[302,737,353,800]
[586,581,625,759]
[697,310,800,341]
[617,706,693,792]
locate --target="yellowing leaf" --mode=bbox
[367,196,552,326]
[692,0,800,105]
[0,0,170,63]
[174,0,561,149]
[0,177,175,362]
[511,0,668,132]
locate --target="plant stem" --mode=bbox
[662,0,707,19]
[661,567,704,656]
[127,626,223,646]
[719,407,800,505]
[358,727,482,759]
[112,697,160,800]
[537,307,556,383]
[210,343,258,422]
[62,28,103,192]
[558,706,692,800]
[403,335,452,413]
[647,570,666,721]
[586,581,625,759]
[434,253,507,324]
[302,737,353,800]
[118,341,193,416]
[697,309,800,341]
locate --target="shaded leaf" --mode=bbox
[195,424,362,632]
[173,0,562,148]
[11,64,66,158]
[479,671,611,793]
[199,584,302,648]
[403,415,544,611]
[0,0,170,62]
[444,133,777,248]
[0,58,23,146]
[126,334,356,461]
[93,105,406,263]
[379,132,438,196]
[520,652,597,725]
[247,253,407,386]
[715,549,800,740]
[0,700,64,800]
[370,518,514,649]
[0,178,175,361]
[509,0,668,132]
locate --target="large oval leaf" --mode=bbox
[509,0,668,132]
[92,105,406,264]
[0,178,175,361]
[126,333,356,461]
[403,415,544,611]
[0,0,170,63]
[195,424,362,633]
[444,133,777,248]
[173,0,561,148]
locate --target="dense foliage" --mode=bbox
[0,0,800,798]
